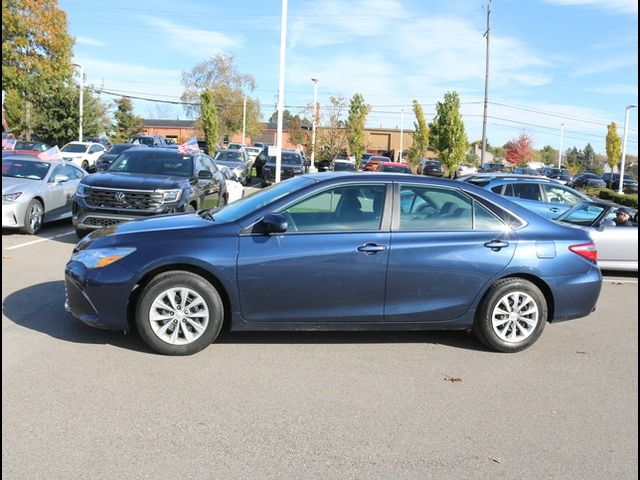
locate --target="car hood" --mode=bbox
[82,172,188,190]
[98,153,118,162]
[61,151,88,158]
[77,213,215,250]
[2,176,41,194]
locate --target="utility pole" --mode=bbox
[558,124,564,169]
[242,94,247,145]
[309,78,319,172]
[275,0,288,183]
[480,0,491,166]
[73,63,84,141]
[618,104,637,194]
[399,109,404,162]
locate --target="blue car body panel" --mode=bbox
[65,173,602,335]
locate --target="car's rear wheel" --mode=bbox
[136,271,224,355]
[474,278,547,353]
[81,160,89,170]
[20,199,44,235]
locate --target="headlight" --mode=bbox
[71,247,136,269]
[3,192,22,202]
[160,189,182,203]
[76,184,87,197]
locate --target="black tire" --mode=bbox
[20,199,44,235]
[473,278,547,353]
[81,160,89,171]
[75,228,91,239]
[136,271,224,355]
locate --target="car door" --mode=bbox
[199,154,224,208]
[237,182,390,324]
[494,182,550,217]
[87,144,105,166]
[44,164,77,220]
[385,183,516,323]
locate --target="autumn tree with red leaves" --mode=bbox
[503,133,534,165]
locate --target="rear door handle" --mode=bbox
[549,207,561,213]
[484,240,509,251]
[357,243,387,254]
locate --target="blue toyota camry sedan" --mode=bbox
[65,173,602,355]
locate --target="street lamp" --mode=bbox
[72,63,83,142]
[309,78,319,173]
[557,123,564,169]
[618,104,637,194]
[274,0,288,183]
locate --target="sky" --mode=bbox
[59,0,638,155]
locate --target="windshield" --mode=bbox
[380,165,411,173]
[557,203,608,226]
[61,143,88,153]
[210,176,315,223]
[215,151,245,163]
[109,150,193,176]
[2,159,50,180]
[108,144,133,155]
[266,153,302,165]
[14,141,46,151]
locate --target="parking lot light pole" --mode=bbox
[399,109,404,162]
[618,104,637,194]
[309,78,319,173]
[72,63,83,142]
[557,123,564,169]
[275,0,288,183]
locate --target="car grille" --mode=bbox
[85,187,163,211]
[82,216,130,227]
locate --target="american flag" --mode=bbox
[178,137,200,154]
[37,146,63,161]
[2,138,16,150]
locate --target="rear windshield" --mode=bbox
[109,150,193,176]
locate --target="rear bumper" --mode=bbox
[547,266,602,322]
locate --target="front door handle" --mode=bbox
[484,240,509,251]
[549,207,561,213]
[357,243,387,254]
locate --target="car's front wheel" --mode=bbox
[81,160,89,170]
[136,271,224,355]
[473,278,547,353]
[20,199,44,235]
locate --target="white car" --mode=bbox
[245,146,261,162]
[454,163,478,178]
[220,166,244,203]
[60,142,106,170]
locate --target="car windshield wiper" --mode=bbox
[198,208,219,220]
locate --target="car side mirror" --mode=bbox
[197,170,213,179]
[261,213,288,234]
[54,174,69,184]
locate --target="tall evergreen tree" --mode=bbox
[408,100,429,171]
[430,92,467,177]
[112,97,143,143]
[346,93,369,170]
[200,90,218,154]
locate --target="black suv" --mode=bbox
[261,150,307,187]
[128,134,166,147]
[73,148,228,237]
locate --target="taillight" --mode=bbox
[569,242,598,262]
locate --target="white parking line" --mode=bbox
[5,230,76,250]
[603,278,638,284]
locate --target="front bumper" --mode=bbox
[65,259,135,331]
[2,201,28,228]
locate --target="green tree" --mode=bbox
[288,115,311,149]
[565,146,581,171]
[580,143,597,171]
[3,0,75,137]
[268,109,294,127]
[605,121,622,187]
[200,90,218,154]
[32,83,109,146]
[181,54,261,139]
[539,145,558,165]
[430,92,467,177]
[316,96,348,163]
[407,100,429,171]
[346,93,370,170]
[112,97,143,143]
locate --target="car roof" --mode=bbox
[465,173,561,183]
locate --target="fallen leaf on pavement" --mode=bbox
[490,456,501,464]
[444,375,463,383]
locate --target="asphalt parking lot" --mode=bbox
[2,215,638,479]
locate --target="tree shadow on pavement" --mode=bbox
[2,280,153,353]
